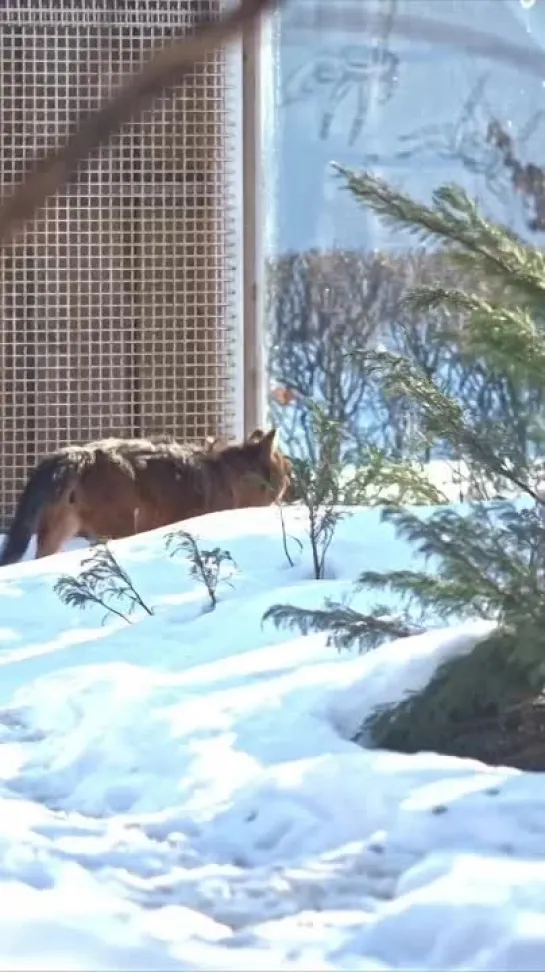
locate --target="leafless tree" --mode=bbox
[267,249,391,459]
[267,246,545,467]
[267,248,461,461]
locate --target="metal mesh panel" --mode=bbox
[0,0,239,528]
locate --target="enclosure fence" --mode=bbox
[0,0,241,528]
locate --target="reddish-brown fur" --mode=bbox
[0,428,292,565]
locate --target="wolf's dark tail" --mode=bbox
[0,453,78,566]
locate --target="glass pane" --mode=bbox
[264,0,545,470]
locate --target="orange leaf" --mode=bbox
[271,386,297,406]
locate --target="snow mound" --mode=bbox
[0,504,541,970]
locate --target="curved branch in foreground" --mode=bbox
[0,0,282,247]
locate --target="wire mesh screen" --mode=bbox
[0,0,239,528]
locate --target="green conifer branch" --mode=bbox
[332,165,545,304]
[364,350,541,500]
[262,600,421,653]
[405,287,545,381]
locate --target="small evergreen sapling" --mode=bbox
[266,397,443,638]
[288,401,351,579]
[265,167,545,768]
[325,166,545,767]
[355,500,545,760]
[54,541,153,624]
[283,392,444,578]
[166,529,236,610]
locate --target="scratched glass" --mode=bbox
[264,0,545,458]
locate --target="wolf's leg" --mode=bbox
[35,506,81,559]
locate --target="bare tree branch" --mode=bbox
[0,0,283,247]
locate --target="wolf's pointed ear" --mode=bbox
[257,427,279,456]
[247,428,265,443]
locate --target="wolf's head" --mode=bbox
[208,427,292,508]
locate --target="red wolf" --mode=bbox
[0,428,291,565]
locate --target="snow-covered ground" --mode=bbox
[0,504,543,970]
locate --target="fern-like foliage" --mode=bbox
[166,529,236,610]
[263,598,422,653]
[54,542,153,625]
